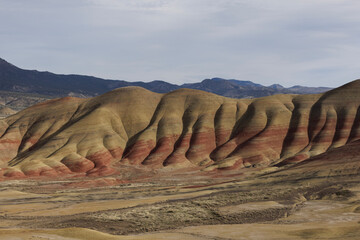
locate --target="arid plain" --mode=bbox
[1,80,360,239]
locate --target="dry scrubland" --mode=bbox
[0,153,359,240]
[0,81,360,239]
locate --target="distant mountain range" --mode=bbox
[0,58,332,99]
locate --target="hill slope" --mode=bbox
[0,80,358,179]
[0,105,16,118]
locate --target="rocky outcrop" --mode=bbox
[0,80,359,179]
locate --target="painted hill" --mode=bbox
[272,139,360,180]
[0,58,331,99]
[0,79,358,179]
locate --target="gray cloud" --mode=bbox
[1,0,360,87]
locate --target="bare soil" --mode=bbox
[0,166,359,239]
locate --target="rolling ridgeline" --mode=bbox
[0,79,359,179]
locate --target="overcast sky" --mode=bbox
[1,0,360,87]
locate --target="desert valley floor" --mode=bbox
[0,150,360,240]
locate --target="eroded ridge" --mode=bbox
[0,80,360,179]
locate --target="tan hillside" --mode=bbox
[0,80,360,179]
[0,104,16,117]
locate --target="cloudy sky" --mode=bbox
[1,0,360,87]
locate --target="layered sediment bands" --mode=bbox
[0,80,360,179]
